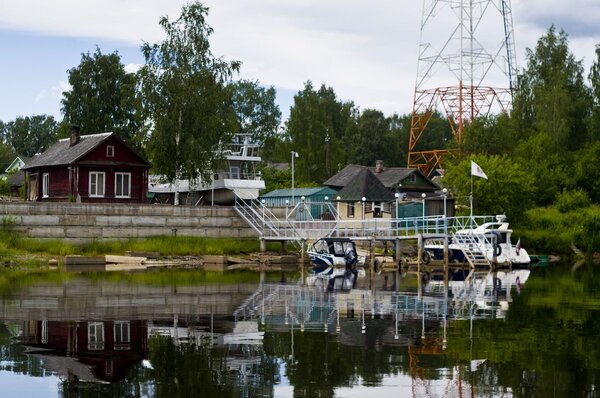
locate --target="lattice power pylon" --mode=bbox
[408,0,517,176]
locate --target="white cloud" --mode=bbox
[3,0,600,119]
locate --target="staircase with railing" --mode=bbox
[451,233,491,268]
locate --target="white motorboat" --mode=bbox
[425,215,531,266]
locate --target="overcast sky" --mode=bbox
[1,0,600,123]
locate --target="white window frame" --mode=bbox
[42,173,49,198]
[89,171,105,197]
[114,321,131,350]
[88,322,105,350]
[106,145,114,157]
[115,172,131,198]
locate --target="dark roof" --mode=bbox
[325,165,412,188]
[22,132,149,170]
[336,168,394,202]
[325,164,439,191]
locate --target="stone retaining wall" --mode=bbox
[0,202,257,242]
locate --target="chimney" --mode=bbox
[70,126,81,146]
[375,159,384,173]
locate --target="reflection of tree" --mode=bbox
[264,324,412,397]
[444,265,600,397]
[0,323,46,377]
[147,335,278,398]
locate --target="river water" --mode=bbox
[0,264,598,398]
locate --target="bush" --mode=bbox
[555,189,590,213]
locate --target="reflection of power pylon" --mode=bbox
[408,0,517,177]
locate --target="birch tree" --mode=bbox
[139,2,240,182]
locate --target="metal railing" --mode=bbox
[235,196,498,242]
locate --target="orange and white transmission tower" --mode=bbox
[408,0,517,176]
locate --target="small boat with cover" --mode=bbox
[306,238,366,290]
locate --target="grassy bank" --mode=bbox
[515,204,600,257]
[0,223,284,267]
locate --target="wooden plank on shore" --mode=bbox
[125,251,160,259]
[105,255,146,265]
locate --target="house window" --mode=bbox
[115,173,131,198]
[230,166,240,179]
[373,202,383,218]
[89,172,105,197]
[88,322,105,350]
[347,202,355,218]
[106,145,114,157]
[114,321,131,350]
[42,173,49,198]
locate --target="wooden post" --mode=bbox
[282,240,288,254]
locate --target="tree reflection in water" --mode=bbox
[0,265,599,397]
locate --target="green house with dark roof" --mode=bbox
[259,187,337,219]
[325,160,454,219]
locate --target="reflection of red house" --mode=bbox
[22,127,150,203]
[25,320,147,382]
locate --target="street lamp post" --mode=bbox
[442,188,448,233]
[421,193,426,231]
[362,196,366,220]
[285,199,289,219]
[394,192,400,232]
[336,196,341,221]
[291,151,299,203]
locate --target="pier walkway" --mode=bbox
[234,197,500,269]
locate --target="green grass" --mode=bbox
[0,224,285,268]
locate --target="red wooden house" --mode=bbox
[22,127,150,203]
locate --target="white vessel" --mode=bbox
[425,215,531,266]
[148,133,265,205]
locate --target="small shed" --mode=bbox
[259,187,338,219]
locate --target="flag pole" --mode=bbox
[470,171,473,229]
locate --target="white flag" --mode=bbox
[471,160,488,179]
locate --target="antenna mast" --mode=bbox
[407,0,517,176]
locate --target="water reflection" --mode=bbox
[0,266,598,397]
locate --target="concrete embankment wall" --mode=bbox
[0,202,257,242]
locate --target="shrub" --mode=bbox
[555,189,590,213]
